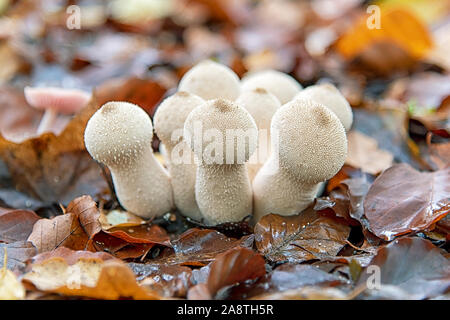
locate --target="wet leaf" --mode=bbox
[254,209,351,263]
[130,263,192,298]
[364,164,450,240]
[154,228,254,267]
[357,237,450,299]
[229,263,346,300]
[206,247,266,298]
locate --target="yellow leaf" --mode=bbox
[336,8,433,60]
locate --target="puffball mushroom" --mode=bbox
[153,91,204,221]
[235,88,281,181]
[84,101,173,219]
[183,99,258,225]
[252,98,347,222]
[294,83,353,131]
[241,69,302,104]
[178,60,241,101]
[24,86,91,135]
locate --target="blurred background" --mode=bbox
[0,0,448,170]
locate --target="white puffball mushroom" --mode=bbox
[183,99,258,225]
[153,91,204,221]
[178,60,241,101]
[84,101,174,219]
[294,83,353,131]
[252,98,347,222]
[235,88,281,181]
[241,69,302,104]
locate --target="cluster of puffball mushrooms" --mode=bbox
[84,60,352,226]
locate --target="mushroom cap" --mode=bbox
[24,86,91,114]
[235,88,281,131]
[272,98,347,184]
[153,91,204,147]
[241,70,302,104]
[178,60,241,101]
[184,98,258,164]
[294,83,353,131]
[84,101,153,166]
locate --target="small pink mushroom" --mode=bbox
[24,86,91,135]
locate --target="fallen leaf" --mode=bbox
[154,228,254,267]
[23,247,160,300]
[345,130,394,175]
[254,209,351,263]
[229,263,346,300]
[96,77,167,116]
[27,213,90,253]
[0,96,109,211]
[0,209,40,243]
[205,247,266,298]
[364,164,450,240]
[130,263,192,298]
[357,237,450,299]
[336,8,433,61]
[65,195,102,239]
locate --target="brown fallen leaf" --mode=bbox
[254,208,351,264]
[131,263,192,298]
[96,77,167,116]
[230,263,347,300]
[0,96,109,211]
[357,237,450,300]
[27,212,90,253]
[205,247,266,298]
[23,247,160,300]
[364,164,450,241]
[0,209,40,243]
[153,228,254,267]
[345,130,394,175]
[426,132,450,170]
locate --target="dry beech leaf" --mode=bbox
[0,209,40,243]
[229,263,346,300]
[27,213,90,253]
[357,237,450,299]
[345,130,393,175]
[336,8,433,61]
[154,228,254,267]
[0,97,108,210]
[364,164,450,241]
[254,209,351,264]
[426,132,450,170]
[65,195,102,239]
[23,247,160,300]
[205,247,266,298]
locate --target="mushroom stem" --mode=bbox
[36,108,57,135]
[108,149,173,218]
[253,163,320,222]
[196,164,252,225]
